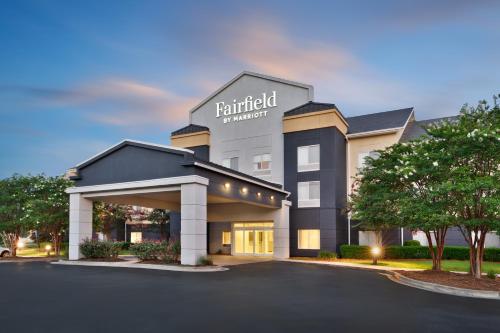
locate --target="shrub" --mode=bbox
[384,246,430,259]
[403,240,421,246]
[318,250,337,260]
[79,239,121,259]
[486,270,496,279]
[340,244,500,261]
[484,248,500,262]
[197,256,213,266]
[116,241,131,250]
[165,240,181,263]
[340,245,371,259]
[130,242,167,260]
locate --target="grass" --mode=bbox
[339,259,500,274]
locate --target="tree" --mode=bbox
[147,209,170,241]
[425,98,500,278]
[0,175,36,256]
[93,202,130,240]
[23,175,73,255]
[350,139,454,270]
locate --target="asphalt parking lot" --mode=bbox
[0,261,498,333]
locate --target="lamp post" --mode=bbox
[371,246,381,265]
[45,244,52,256]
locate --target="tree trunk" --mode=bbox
[424,231,438,270]
[469,230,487,279]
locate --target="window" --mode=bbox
[298,145,320,172]
[130,232,142,244]
[253,153,272,179]
[357,151,380,170]
[222,231,231,245]
[222,157,239,171]
[297,181,320,207]
[298,230,320,249]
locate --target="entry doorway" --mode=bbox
[233,222,274,256]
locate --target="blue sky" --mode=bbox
[1,0,499,178]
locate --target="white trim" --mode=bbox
[194,161,290,195]
[81,186,182,198]
[188,71,314,122]
[66,176,209,194]
[75,139,194,168]
[346,127,402,139]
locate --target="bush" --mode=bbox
[79,239,121,259]
[486,270,496,279]
[318,250,337,260]
[340,245,371,259]
[484,248,500,262]
[384,246,430,259]
[130,242,167,260]
[340,244,500,261]
[403,240,421,246]
[197,256,213,266]
[116,241,131,250]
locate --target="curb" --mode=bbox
[387,272,500,300]
[51,260,229,273]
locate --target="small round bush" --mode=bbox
[318,250,337,260]
[403,240,421,246]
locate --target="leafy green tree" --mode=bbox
[350,139,454,271]
[147,209,170,240]
[93,202,130,240]
[425,98,500,278]
[23,175,73,255]
[0,175,36,256]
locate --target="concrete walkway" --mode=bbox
[52,259,228,272]
[209,255,273,266]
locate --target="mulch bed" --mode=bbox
[79,258,126,262]
[139,259,179,265]
[398,270,500,291]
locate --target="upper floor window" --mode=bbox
[222,157,239,171]
[297,181,320,208]
[357,151,380,170]
[297,144,320,172]
[253,154,272,178]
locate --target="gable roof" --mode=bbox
[346,108,414,136]
[74,140,194,169]
[171,124,209,136]
[283,101,343,117]
[399,116,459,142]
[188,71,314,122]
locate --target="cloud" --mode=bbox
[217,17,417,113]
[0,79,200,127]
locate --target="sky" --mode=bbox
[1,0,499,178]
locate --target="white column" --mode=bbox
[180,183,207,265]
[68,193,93,260]
[273,200,291,259]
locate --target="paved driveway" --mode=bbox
[0,261,498,333]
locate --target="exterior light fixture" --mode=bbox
[224,182,231,189]
[270,195,274,200]
[17,241,25,249]
[371,246,382,265]
[45,244,52,256]
[257,192,262,197]
[242,187,248,194]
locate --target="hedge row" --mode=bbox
[339,245,500,261]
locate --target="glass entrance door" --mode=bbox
[233,223,274,256]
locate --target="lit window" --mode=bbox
[130,232,142,244]
[222,231,231,245]
[297,145,320,172]
[297,181,320,208]
[358,151,380,170]
[298,229,320,249]
[222,157,239,171]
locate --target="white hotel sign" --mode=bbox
[216,91,277,124]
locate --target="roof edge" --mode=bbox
[188,71,314,122]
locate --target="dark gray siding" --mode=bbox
[188,145,210,161]
[284,127,347,256]
[445,227,467,246]
[75,145,193,186]
[207,222,232,254]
